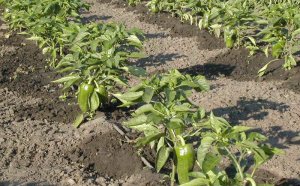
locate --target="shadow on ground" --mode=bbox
[180,63,236,79]
[136,53,185,67]
[81,14,113,23]
[211,97,299,150]
[212,97,289,124]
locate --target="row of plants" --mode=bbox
[0,0,283,185]
[127,0,300,76]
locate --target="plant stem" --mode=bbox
[171,160,176,186]
[224,147,244,181]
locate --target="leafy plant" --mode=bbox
[115,69,209,185]
[127,0,300,76]
[0,0,90,66]
[53,22,146,127]
[116,70,283,185]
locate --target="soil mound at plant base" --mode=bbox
[70,131,141,178]
[0,31,80,124]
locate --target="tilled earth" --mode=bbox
[0,0,300,185]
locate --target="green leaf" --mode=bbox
[246,36,256,46]
[188,172,206,179]
[128,66,147,77]
[73,113,84,128]
[231,126,252,133]
[128,52,147,58]
[142,87,155,103]
[202,152,221,173]
[136,132,165,148]
[173,104,191,112]
[157,137,165,152]
[156,145,170,173]
[52,75,81,83]
[113,91,144,102]
[130,123,159,133]
[258,60,274,77]
[197,136,214,170]
[90,91,100,112]
[180,178,210,186]
[73,31,90,44]
[167,118,184,130]
[135,104,154,115]
[124,114,148,126]
[127,35,142,48]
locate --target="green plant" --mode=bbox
[115,70,283,185]
[113,70,208,185]
[0,0,90,66]
[127,0,300,76]
[53,22,146,127]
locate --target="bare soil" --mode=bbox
[0,0,300,185]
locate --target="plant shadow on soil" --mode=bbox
[212,97,289,124]
[81,14,113,24]
[211,97,300,149]
[135,53,186,67]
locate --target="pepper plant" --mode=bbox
[114,70,209,185]
[53,22,146,127]
[0,0,90,66]
[115,70,283,185]
[127,0,300,76]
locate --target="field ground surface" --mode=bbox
[0,0,300,185]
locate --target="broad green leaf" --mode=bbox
[173,104,191,112]
[130,123,159,133]
[157,137,165,152]
[246,36,256,46]
[90,91,100,112]
[136,132,165,147]
[142,87,155,103]
[135,104,154,115]
[127,35,142,48]
[202,152,221,173]
[128,66,147,77]
[113,91,144,102]
[156,145,170,173]
[231,126,252,133]
[52,75,81,83]
[73,31,90,44]
[197,136,214,170]
[73,113,84,128]
[124,114,148,126]
[180,178,210,186]
[128,52,147,58]
[188,172,206,178]
[167,118,184,130]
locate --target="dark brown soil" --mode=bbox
[70,131,143,178]
[0,31,79,124]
